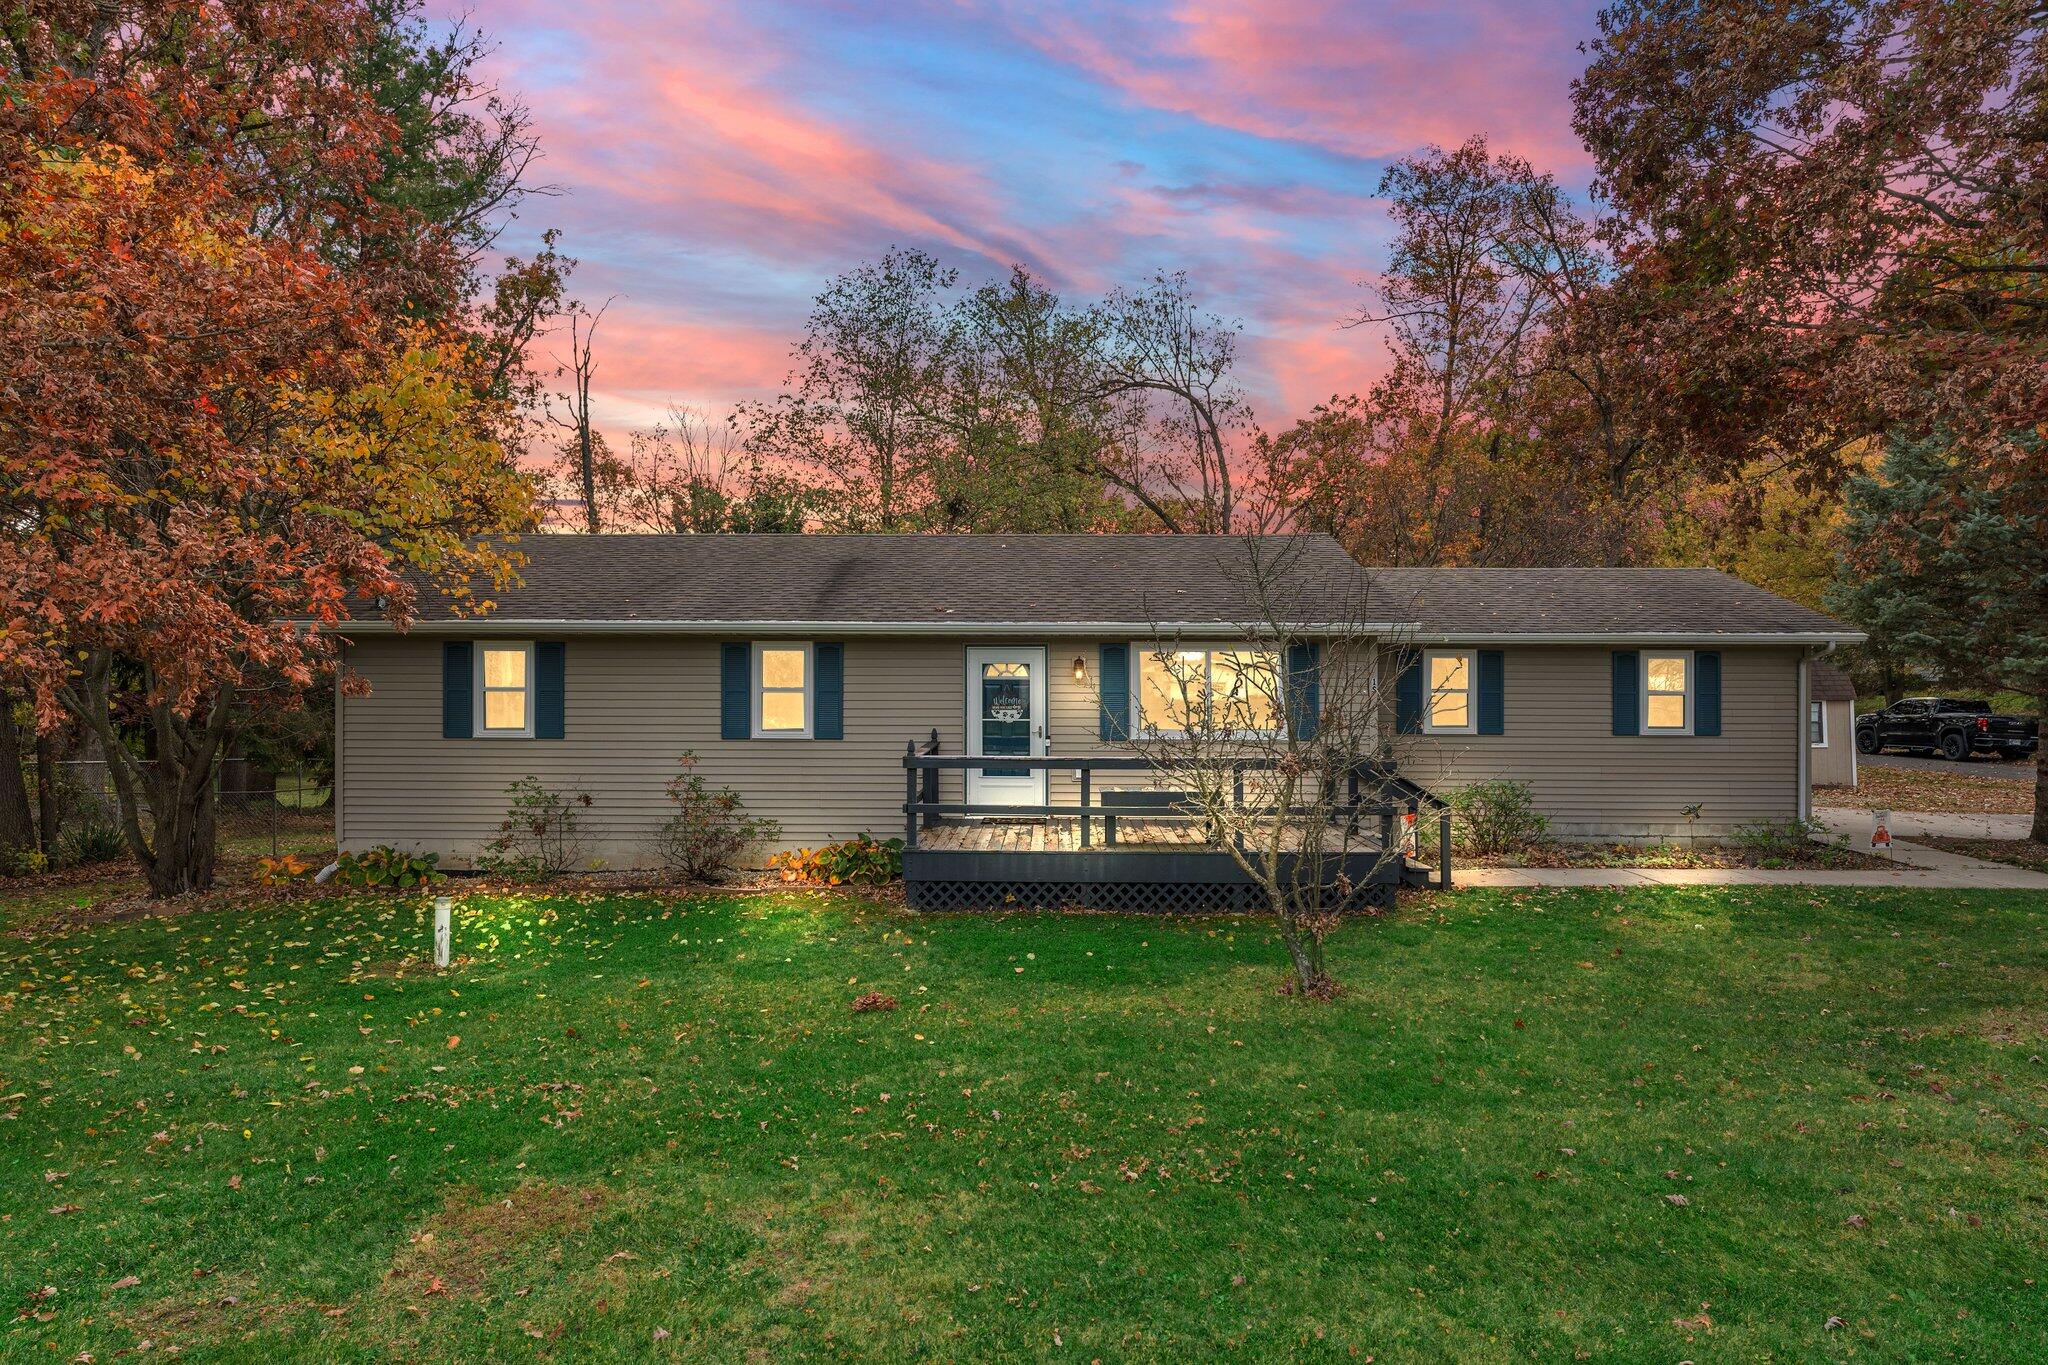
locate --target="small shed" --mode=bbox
[1810,661,1857,788]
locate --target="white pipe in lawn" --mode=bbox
[434,895,452,968]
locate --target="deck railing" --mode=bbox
[900,744,1453,887]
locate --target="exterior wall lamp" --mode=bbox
[1072,656,1087,682]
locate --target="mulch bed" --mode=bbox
[1451,840,1892,871]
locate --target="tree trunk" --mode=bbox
[136,694,232,897]
[34,730,63,851]
[577,420,598,533]
[2033,708,2046,846]
[1272,898,1337,999]
[0,694,35,858]
[143,761,218,896]
[60,661,233,897]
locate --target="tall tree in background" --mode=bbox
[549,302,610,532]
[934,267,1174,531]
[739,249,954,531]
[1574,0,2047,500]
[1261,137,1680,565]
[351,0,547,272]
[552,405,818,534]
[0,1,555,894]
[1088,272,1250,531]
[1831,433,2047,840]
[1649,452,1873,613]
[1577,0,2047,836]
[738,251,1251,532]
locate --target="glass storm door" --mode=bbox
[965,647,1048,809]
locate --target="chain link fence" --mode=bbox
[26,758,335,863]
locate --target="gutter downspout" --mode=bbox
[333,641,346,854]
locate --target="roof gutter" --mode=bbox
[323,621,1862,645]
[1413,631,1866,647]
[327,618,1425,637]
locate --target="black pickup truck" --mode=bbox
[1855,697,2040,762]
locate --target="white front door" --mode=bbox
[966,646,1048,809]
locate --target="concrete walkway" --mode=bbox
[1454,864,2048,890]
[1812,807,2031,842]
[1446,808,2048,890]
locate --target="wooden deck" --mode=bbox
[915,818,1390,855]
[895,750,1445,910]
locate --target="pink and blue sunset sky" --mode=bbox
[462,0,1606,434]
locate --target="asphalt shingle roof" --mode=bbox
[1360,567,1855,638]
[419,535,1376,626]
[1810,661,1858,701]
[405,535,1858,639]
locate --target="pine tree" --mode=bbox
[1830,433,2048,840]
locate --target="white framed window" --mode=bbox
[474,641,535,738]
[1641,650,1693,734]
[752,641,813,738]
[1422,648,1477,735]
[1810,700,1828,747]
[1133,644,1283,738]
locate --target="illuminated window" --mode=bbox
[1643,652,1692,733]
[1423,649,1476,734]
[474,642,533,737]
[753,642,812,737]
[1135,645,1282,736]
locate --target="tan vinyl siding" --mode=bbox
[339,635,971,867]
[1810,697,1857,788]
[1391,645,1804,838]
[338,635,1813,862]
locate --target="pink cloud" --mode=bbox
[474,0,1068,274]
[984,0,1593,175]
[459,0,1595,458]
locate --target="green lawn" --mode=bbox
[2,885,2043,1360]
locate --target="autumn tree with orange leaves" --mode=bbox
[1576,0,2048,839]
[0,2,557,894]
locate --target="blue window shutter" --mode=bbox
[1477,649,1505,735]
[1695,651,1722,736]
[814,643,844,739]
[1286,642,1321,739]
[535,641,565,739]
[442,642,473,739]
[720,643,749,740]
[1612,651,1640,736]
[1394,651,1422,733]
[1098,644,1130,740]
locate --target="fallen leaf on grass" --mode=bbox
[109,1276,140,1291]
[1665,1194,1690,1206]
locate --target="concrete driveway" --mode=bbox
[1862,751,2037,781]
